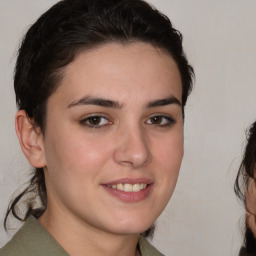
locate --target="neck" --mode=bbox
[39,207,140,256]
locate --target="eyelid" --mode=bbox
[145,114,176,127]
[79,114,113,128]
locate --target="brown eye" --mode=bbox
[146,115,175,127]
[80,116,111,128]
[150,116,163,125]
[88,116,102,125]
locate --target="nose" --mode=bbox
[113,125,152,169]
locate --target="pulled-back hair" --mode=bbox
[5,0,194,235]
[235,121,256,254]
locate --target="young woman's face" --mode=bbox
[41,42,183,235]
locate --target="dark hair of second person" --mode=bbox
[235,121,256,256]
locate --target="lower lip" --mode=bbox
[102,184,153,202]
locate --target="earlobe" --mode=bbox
[15,110,46,168]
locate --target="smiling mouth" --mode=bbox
[103,180,153,202]
[106,183,147,192]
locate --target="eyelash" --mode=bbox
[145,115,176,127]
[79,115,176,129]
[79,115,112,128]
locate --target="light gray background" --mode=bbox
[0,1,256,255]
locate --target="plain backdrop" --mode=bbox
[0,1,256,255]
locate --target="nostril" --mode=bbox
[119,160,134,166]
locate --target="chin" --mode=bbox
[107,217,155,235]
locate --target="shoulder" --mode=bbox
[139,236,165,256]
[0,216,69,256]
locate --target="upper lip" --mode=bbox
[102,177,153,185]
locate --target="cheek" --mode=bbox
[43,128,114,189]
[43,130,112,205]
[155,130,184,167]
[153,130,184,190]
[46,127,108,165]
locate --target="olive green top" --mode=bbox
[0,216,164,256]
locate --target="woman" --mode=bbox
[235,121,256,256]
[0,0,194,255]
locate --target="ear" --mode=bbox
[15,110,46,168]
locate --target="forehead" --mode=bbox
[51,42,182,107]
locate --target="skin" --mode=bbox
[16,42,183,256]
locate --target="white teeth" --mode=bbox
[133,184,140,192]
[140,184,147,190]
[124,184,133,192]
[110,183,147,192]
[117,184,124,190]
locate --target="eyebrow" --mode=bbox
[67,96,123,109]
[146,97,182,108]
[67,96,181,109]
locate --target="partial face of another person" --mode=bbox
[40,42,183,235]
[246,179,256,237]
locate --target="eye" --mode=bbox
[80,115,112,128]
[146,115,175,127]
